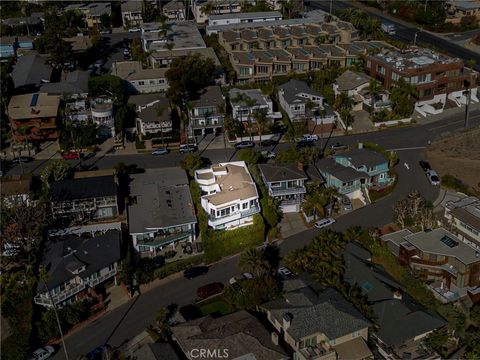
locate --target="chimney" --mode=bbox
[282,312,293,331]
[393,288,402,300]
[358,142,363,149]
[271,332,279,345]
[297,162,304,171]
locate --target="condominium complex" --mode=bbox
[194,161,260,230]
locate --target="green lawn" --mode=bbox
[198,298,232,317]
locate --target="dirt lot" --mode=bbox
[426,128,480,193]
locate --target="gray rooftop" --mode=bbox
[131,343,180,360]
[229,88,269,108]
[263,280,371,341]
[192,85,224,109]
[317,158,367,182]
[258,163,307,183]
[209,11,282,21]
[279,79,323,104]
[137,95,170,123]
[343,243,447,347]
[12,53,52,88]
[336,148,387,168]
[335,70,372,92]
[128,168,196,234]
[144,21,206,52]
[121,0,143,13]
[404,228,480,265]
[40,70,89,95]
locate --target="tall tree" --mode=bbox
[252,108,270,149]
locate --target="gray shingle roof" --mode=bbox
[12,53,52,88]
[40,70,89,95]
[336,148,387,168]
[49,176,117,202]
[263,282,371,341]
[193,85,224,109]
[317,158,367,182]
[335,70,372,92]
[258,163,307,183]
[128,168,196,233]
[279,79,322,104]
[131,343,181,360]
[38,230,122,291]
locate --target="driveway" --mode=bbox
[352,110,373,133]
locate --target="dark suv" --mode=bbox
[184,266,209,279]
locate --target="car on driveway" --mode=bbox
[12,156,34,164]
[30,345,55,360]
[197,282,224,299]
[342,196,353,211]
[314,218,336,229]
[235,141,255,149]
[329,142,349,151]
[419,160,431,172]
[151,148,169,155]
[261,150,276,159]
[184,266,209,279]
[179,144,198,153]
[426,169,440,185]
[277,266,292,278]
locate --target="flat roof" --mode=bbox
[145,21,206,52]
[7,93,60,119]
[405,228,480,265]
[209,11,282,21]
[111,61,167,80]
[128,168,196,233]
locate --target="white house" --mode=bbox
[91,98,114,134]
[121,1,144,28]
[229,88,280,124]
[444,196,480,250]
[189,85,226,136]
[111,61,168,93]
[130,94,173,138]
[278,79,336,125]
[194,161,261,230]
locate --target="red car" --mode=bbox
[63,152,82,160]
[197,282,224,299]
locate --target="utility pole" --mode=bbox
[413,30,420,46]
[329,0,333,15]
[464,80,471,129]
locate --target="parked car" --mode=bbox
[342,196,353,211]
[235,141,255,149]
[329,142,349,151]
[128,27,141,32]
[151,148,169,155]
[242,272,254,280]
[197,282,224,299]
[30,346,55,360]
[261,150,276,159]
[302,134,318,142]
[62,152,82,160]
[314,218,336,229]
[296,139,314,149]
[12,156,34,164]
[277,266,292,278]
[183,266,209,279]
[99,28,111,35]
[419,160,431,172]
[94,59,104,68]
[426,169,440,185]
[179,144,198,153]
[229,276,242,285]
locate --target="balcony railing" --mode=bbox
[280,198,303,206]
[138,232,191,247]
[88,268,117,288]
[208,206,260,221]
[270,186,306,196]
[35,282,86,307]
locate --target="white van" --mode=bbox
[381,23,396,35]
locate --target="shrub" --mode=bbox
[153,254,204,279]
[441,174,472,195]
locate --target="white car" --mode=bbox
[261,150,276,159]
[302,134,319,142]
[30,346,55,360]
[426,170,440,185]
[242,272,253,280]
[277,266,292,278]
[151,148,169,155]
[314,218,336,229]
[128,27,141,32]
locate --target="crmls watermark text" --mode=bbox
[189,348,229,359]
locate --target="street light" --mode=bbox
[413,29,421,46]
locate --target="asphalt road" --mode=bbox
[311,0,480,71]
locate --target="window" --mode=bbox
[159,79,165,84]
[293,63,305,71]
[240,67,250,76]
[392,72,400,81]
[242,202,248,209]
[149,80,155,84]
[138,81,145,85]
[271,182,281,187]
[377,65,385,75]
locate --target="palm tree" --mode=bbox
[200,1,215,17]
[239,248,267,277]
[252,108,269,149]
[334,93,354,112]
[340,108,354,134]
[243,96,257,141]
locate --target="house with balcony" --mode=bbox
[344,242,447,359]
[278,79,336,126]
[163,0,186,20]
[111,61,168,94]
[258,163,308,213]
[334,70,391,113]
[381,228,480,303]
[49,175,119,223]
[229,88,280,125]
[444,196,480,250]
[128,168,197,257]
[192,0,243,24]
[189,85,225,136]
[7,93,60,142]
[195,161,260,230]
[260,277,373,360]
[0,174,33,208]
[63,2,111,29]
[207,11,283,29]
[130,94,173,139]
[317,147,391,199]
[34,230,122,308]
[121,1,144,28]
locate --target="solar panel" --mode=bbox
[362,281,373,292]
[440,235,458,248]
[30,93,39,107]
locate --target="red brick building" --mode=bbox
[365,47,478,115]
[7,93,61,142]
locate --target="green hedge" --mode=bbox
[203,214,265,263]
[441,174,473,195]
[153,254,205,279]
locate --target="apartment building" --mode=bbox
[7,93,60,142]
[444,196,480,249]
[128,168,197,257]
[111,61,168,93]
[163,0,186,21]
[49,175,119,222]
[208,11,282,28]
[194,161,260,230]
[192,0,243,24]
[381,228,480,303]
[34,230,121,308]
[63,2,111,28]
[365,47,479,116]
[141,21,205,53]
[229,88,275,124]
[189,86,225,136]
[258,163,308,213]
[121,1,143,28]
